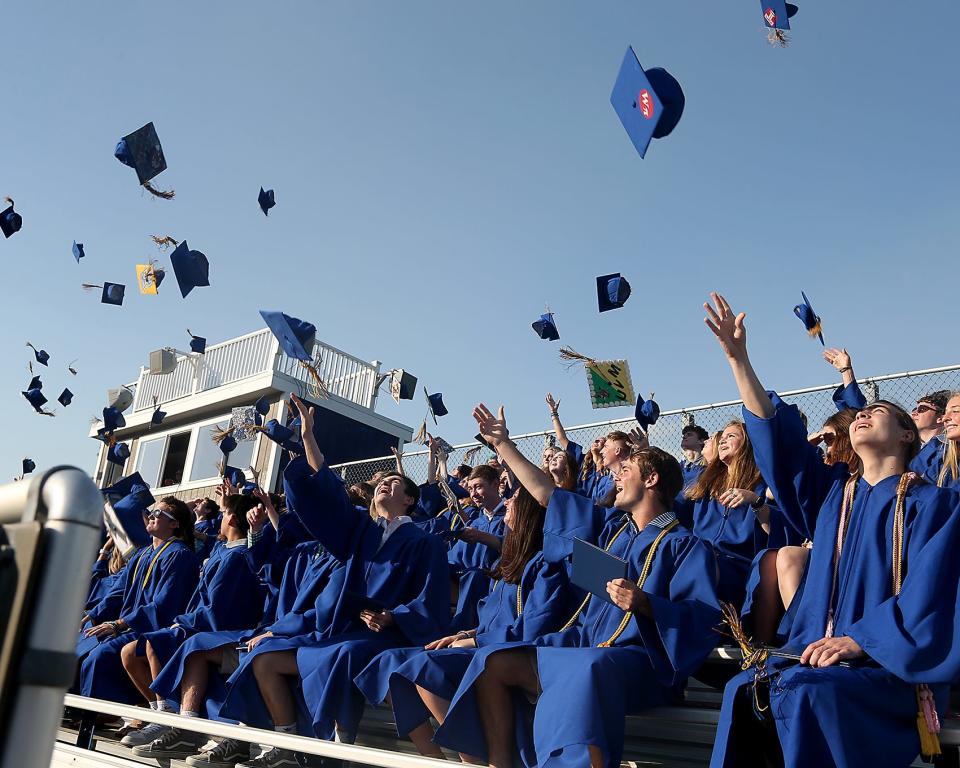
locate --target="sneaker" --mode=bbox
[120,721,171,747]
[236,746,301,768]
[186,738,251,768]
[131,726,208,758]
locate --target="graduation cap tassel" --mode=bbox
[558,346,596,368]
[81,283,102,291]
[211,424,234,444]
[142,181,175,200]
[767,29,790,47]
[298,361,330,399]
[152,235,179,249]
[4,196,12,206]
[413,420,428,445]
[461,445,482,466]
[68,359,78,375]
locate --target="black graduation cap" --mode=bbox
[22,387,52,415]
[424,388,448,423]
[596,273,631,312]
[610,47,685,159]
[170,241,210,298]
[26,342,49,366]
[793,291,824,345]
[532,312,560,341]
[1,197,22,238]
[253,396,270,425]
[258,187,276,216]
[635,393,660,431]
[187,329,207,354]
[21,458,35,476]
[58,388,73,407]
[151,395,166,426]
[102,405,126,432]
[28,374,42,391]
[114,122,174,199]
[72,241,85,263]
[389,369,418,403]
[107,442,131,466]
[84,282,125,305]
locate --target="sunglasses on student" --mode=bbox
[144,508,176,522]
[821,432,837,446]
[911,405,942,416]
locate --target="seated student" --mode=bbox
[679,424,709,490]
[85,536,127,611]
[546,448,579,492]
[430,404,720,768]
[76,498,199,705]
[346,481,373,509]
[592,431,633,507]
[415,436,475,537]
[220,394,448,767]
[356,486,571,762]
[702,293,960,768]
[116,493,265,756]
[935,392,960,491]
[191,498,222,558]
[546,393,613,503]
[448,463,509,630]
[909,390,949,482]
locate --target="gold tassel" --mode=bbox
[68,359,79,375]
[413,420,428,445]
[559,345,596,365]
[152,235,179,249]
[806,320,822,339]
[298,361,330,399]
[81,283,102,291]
[211,424,233,444]
[143,181,175,200]
[767,29,790,47]
[461,445,482,465]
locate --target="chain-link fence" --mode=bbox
[330,364,960,487]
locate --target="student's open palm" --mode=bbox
[704,292,748,362]
[473,404,509,447]
[290,393,315,435]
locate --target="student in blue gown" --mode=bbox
[77,497,199,704]
[413,436,474,537]
[431,403,720,768]
[115,493,265,755]
[222,394,449,767]
[355,485,571,761]
[191,497,222,559]
[934,392,960,491]
[679,424,709,491]
[546,393,613,503]
[702,292,960,768]
[84,536,127,612]
[908,390,949,481]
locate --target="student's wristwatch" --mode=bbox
[750,495,766,510]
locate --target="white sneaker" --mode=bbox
[131,726,208,758]
[120,721,170,747]
[186,738,251,768]
[236,746,301,768]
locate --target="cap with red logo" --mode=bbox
[761,0,798,31]
[610,46,685,159]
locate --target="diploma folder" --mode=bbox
[572,537,627,604]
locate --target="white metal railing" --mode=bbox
[132,329,382,413]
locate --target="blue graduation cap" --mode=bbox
[187,329,207,354]
[260,418,294,445]
[28,375,42,391]
[254,396,270,425]
[114,122,173,199]
[170,241,210,298]
[102,405,126,432]
[532,312,560,341]
[109,474,155,546]
[57,388,73,407]
[635,393,660,431]
[107,442,131,466]
[1,198,22,239]
[151,395,166,426]
[219,434,237,455]
[26,342,49,366]
[259,310,316,362]
[596,273,631,312]
[222,465,245,487]
[22,387,50,415]
[21,458,35,476]
[424,388,448,423]
[86,282,125,306]
[610,47,685,159]
[762,0,798,31]
[793,291,824,345]
[72,241,85,263]
[258,187,276,216]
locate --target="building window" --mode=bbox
[135,437,166,487]
[158,432,191,488]
[189,423,257,483]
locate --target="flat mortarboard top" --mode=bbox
[170,241,210,298]
[532,312,560,341]
[761,0,798,31]
[114,122,174,199]
[1,198,22,239]
[28,375,42,390]
[389,369,418,403]
[22,458,35,475]
[136,262,166,295]
[424,388,448,423]
[259,310,316,362]
[107,442,131,466]
[254,396,270,422]
[634,393,660,431]
[572,537,627,603]
[102,471,149,499]
[57,388,73,407]
[258,187,276,216]
[596,273,631,312]
[793,291,824,345]
[27,342,49,366]
[72,241,85,263]
[101,283,125,306]
[261,418,294,445]
[22,387,51,415]
[102,405,126,433]
[187,329,207,354]
[610,46,685,159]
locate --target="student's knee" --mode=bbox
[776,546,808,578]
[483,648,537,689]
[120,640,140,670]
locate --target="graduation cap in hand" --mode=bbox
[532,312,560,341]
[610,47,685,159]
[424,388,448,423]
[72,241,85,263]
[793,291,824,345]
[635,392,660,431]
[1,197,22,239]
[258,187,276,216]
[187,329,207,354]
[114,122,174,199]
[26,342,49,366]
[761,0,798,46]
[596,273,631,313]
[170,241,210,298]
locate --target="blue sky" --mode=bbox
[2,1,958,477]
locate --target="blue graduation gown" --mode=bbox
[711,395,960,768]
[274,458,450,740]
[435,490,720,767]
[77,539,198,703]
[831,382,866,411]
[909,437,947,486]
[84,558,123,613]
[448,503,506,630]
[354,551,571,737]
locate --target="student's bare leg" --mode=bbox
[121,640,157,704]
[180,647,224,714]
[252,650,300,726]
[776,546,810,609]
[752,550,784,644]
[475,649,540,768]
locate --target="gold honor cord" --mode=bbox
[140,540,176,590]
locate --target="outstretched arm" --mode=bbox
[473,403,555,507]
[291,394,326,472]
[546,393,570,451]
[703,292,773,419]
[823,347,855,388]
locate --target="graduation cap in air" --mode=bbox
[761,0,798,45]
[170,241,210,298]
[72,241,85,263]
[259,418,294,445]
[610,47,685,159]
[21,458,35,476]
[84,282,125,305]
[596,273,631,312]
[424,388,448,423]
[258,187,276,216]
[102,405,126,433]
[57,388,73,407]
[151,396,166,426]
[254,396,270,423]
[22,387,53,416]
[211,422,238,456]
[114,122,174,199]
[635,393,661,431]
[532,312,560,341]
[259,310,329,397]
[136,261,166,294]
[107,442,131,466]
[1,198,22,238]
[187,330,207,354]
[28,374,42,391]
[26,342,49,366]
[389,369,418,403]
[221,464,245,487]
[104,473,154,550]
[793,291,824,345]
[102,471,149,500]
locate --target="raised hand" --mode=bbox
[628,427,649,449]
[546,393,559,413]
[290,393,315,435]
[704,292,748,363]
[823,348,852,372]
[247,503,268,535]
[473,403,510,448]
